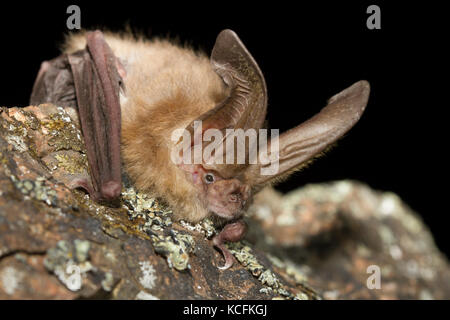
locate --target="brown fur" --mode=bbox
[65,32,228,222]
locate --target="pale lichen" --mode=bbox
[179,218,217,239]
[135,290,160,300]
[122,186,197,271]
[54,153,86,174]
[226,241,307,299]
[11,176,57,206]
[5,134,28,152]
[41,111,84,152]
[101,272,115,292]
[44,239,94,292]
[258,269,280,289]
[1,117,30,152]
[150,230,195,271]
[227,242,264,277]
[122,186,173,231]
[0,266,24,295]
[138,261,157,289]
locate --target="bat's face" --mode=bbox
[204,175,251,220]
[184,164,251,220]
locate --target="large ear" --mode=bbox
[202,29,267,131]
[245,80,370,185]
[182,29,268,177]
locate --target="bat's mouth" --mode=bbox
[208,203,243,220]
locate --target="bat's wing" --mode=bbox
[30,55,78,108]
[30,30,123,202]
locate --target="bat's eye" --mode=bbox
[204,173,215,184]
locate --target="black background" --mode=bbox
[0,2,448,256]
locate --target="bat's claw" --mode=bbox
[214,241,236,270]
[212,219,247,270]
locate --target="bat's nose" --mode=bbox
[207,180,251,219]
[229,193,238,202]
[224,182,250,206]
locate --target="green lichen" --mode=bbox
[227,242,264,277]
[227,242,284,294]
[54,153,86,174]
[122,186,173,232]
[150,230,195,271]
[122,186,197,271]
[258,269,281,289]
[11,176,57,206]
[2,121,29,152]
[0,152,8,165]
[20,110,41,130]
[0,108,44,158]
[227,242,316,300]
[41,110,84,152]
[179,218,217,239]
[5,134,28,152]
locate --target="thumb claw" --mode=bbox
[217,247,235,270]
[218,260,234,270]
[213,219,247,270]
[213,239,235,270]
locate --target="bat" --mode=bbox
[30,29,370,269]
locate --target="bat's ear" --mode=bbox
[244,80,370,186]
[181,29,268,177]
[207,29,268,131]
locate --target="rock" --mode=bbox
[0,104,448,299]
[247,183,450,299]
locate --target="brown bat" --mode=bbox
[30,29,370,269]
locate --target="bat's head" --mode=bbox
[178,163,251,220]
[205,177,251,219]
[175,29,370,222]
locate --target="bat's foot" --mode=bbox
[212,219,247,270]
[71,178,122,206]
[70,178,101,201]
[101,180,122,201]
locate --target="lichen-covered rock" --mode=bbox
[0,104,317,299]
[0,104,448,299]
[247,183,450,299]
